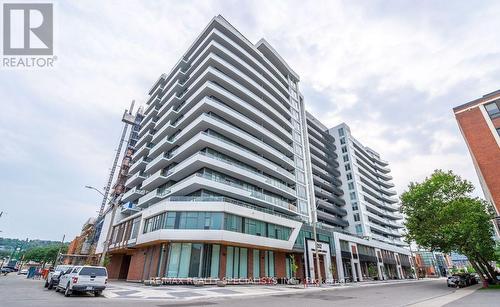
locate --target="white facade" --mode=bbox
[330,123,405,247]
[115,15,311,252]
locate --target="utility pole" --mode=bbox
[54,234,65,266]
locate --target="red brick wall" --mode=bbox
[127,249,146,282]
[106,253,123,280]
[456,107,500,214]
[248,248,254,279]
[275,252,286,278]
[219,245,227,279]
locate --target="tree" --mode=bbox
[22,244,68,265]
[400,170,497,284]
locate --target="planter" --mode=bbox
[217,280,227,287]
[193,279,205,287]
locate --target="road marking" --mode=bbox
[407,285,480,307]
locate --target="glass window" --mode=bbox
[293,130,301,142]
[338,128,344,137]
[345,164,351,171]
[210,244,220,278]
[296,170,305,183]
[354,213,360,222]
[350,192,356,200]
[298,200,309,215]
[346,173,353,181]
[355,225,363,234]
[293,143,303,155]
[352,202,358,211]
[253,249,260,278]
[348,182,355,190]
[343,155,349,162]
[292,109,299,120]
[297,185,307,198]
[341,146,347,153]
[224,214,243,232]
[485,101,500,117]
[295,156,304,169]
[340,137,346,145]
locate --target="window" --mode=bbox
[354,213,360,222]
[294,143,303,155]
[340,137,346,145]
[224,214,243,232]
[485,101,500,117]
[355,225,363,235]
[343,155,349,162]
[341,146,347,153]
[298,200,309,215]
[497,128,500,137]
[292,109,300,120]
[226,246,248,278]
[293,131,301,142]
[352,202,358,211]
[350,192,356,200]
[297,185,307,198]
[295,156,304,169]
[293,120,301,131]
[348,182,355,190]
[346,173,353,181]
[338,128,345,137]
[253,249,260,278]
[345,164,351,171]
[296,170,305,183]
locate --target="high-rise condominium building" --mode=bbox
[453,90,500,234]
[330,123,405,247]
[99,15,411,283]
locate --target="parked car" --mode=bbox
[44,265,74,289]
[19,269,28,275]
[447,273,476,288]
[1,267,16,275]
[57,266,108,297]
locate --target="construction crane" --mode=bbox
[98,100,137,217]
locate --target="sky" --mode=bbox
[1,0,499,241]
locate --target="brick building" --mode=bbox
[453,90,500,234]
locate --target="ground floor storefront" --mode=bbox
[107,242,300,283]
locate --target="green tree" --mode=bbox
[400,170,497,283]
[22,244,67,264]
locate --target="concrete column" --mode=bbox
[351,261,357,282]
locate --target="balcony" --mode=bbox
[122,187,147,203]
[128,156,150,175]
[120,202,140,215]
[125,171,146,188]
[132,142,153,162]
[137,187,171,208]
[368,221,402,237]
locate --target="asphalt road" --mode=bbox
[1,273,498,307]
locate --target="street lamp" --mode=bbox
[85,185,106,198]
[312,199,323,286]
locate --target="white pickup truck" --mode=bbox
[45,265,74,289]
[57,266,108,297]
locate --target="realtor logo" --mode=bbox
[3,3,53,55]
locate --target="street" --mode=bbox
[1,274,499,307]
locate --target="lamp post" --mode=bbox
[312,199,322,286]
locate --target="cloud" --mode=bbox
[1,0,498,239]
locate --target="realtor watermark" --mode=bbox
[2,2,57,68]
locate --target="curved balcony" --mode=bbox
[149,113,294,171]
[368,221,402,237]
[122,187,147,203]
[128,156,151,175]
[365,211,403,229]
[316,199,347,216]
[125,171,146,188]
[316,210,349,227]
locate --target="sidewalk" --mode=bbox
[104,278,426,301]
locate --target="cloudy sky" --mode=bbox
[1,0,499,241]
